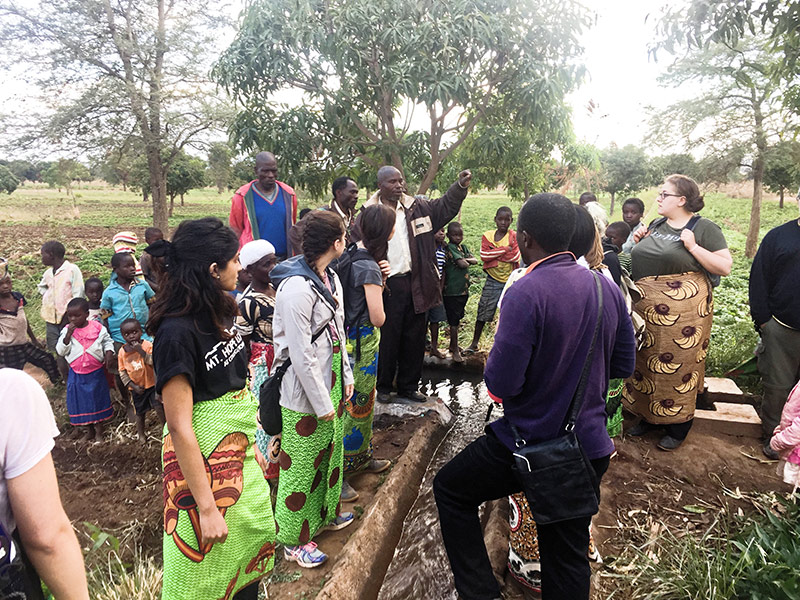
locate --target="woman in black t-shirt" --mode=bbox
[148,218,274,600]
[340,204,395,501]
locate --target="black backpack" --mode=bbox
[331,243,375,360]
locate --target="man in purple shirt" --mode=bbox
[434,193,635,600]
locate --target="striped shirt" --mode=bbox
[435,245,446,279]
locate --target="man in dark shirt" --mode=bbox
[288,176,361,255]
[749,202,800,457]
[434,193,635,600]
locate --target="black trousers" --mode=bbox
[434,431,610,600]
[377,274,427,395]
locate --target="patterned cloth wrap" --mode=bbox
[622,270,712,425]
[161,387,275,600]
[343,324,380,473]
[508,493,602,593]
[605,378,624,438]
[274,341,345,546]
[249,341,280,481]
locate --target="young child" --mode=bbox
[468,206,520,352]
[621,197,646,254]
[111,231,144,280]
[85,277,104,322]
[769,381,800,493]
[101,253,155,344]
[230,267,252,300]
[0,259,60,383]
[605,221,632,278]
[118,318,164,443]
[139,227,164,291]
[56,298,115,442]
[428,228,448,359]
[442,221,477,363]
[38,240,85,381]
[101,252,155,419]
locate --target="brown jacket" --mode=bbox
[353,182,468,314]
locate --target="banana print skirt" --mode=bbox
[622,270,713,425]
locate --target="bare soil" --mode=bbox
[35,370,785,599]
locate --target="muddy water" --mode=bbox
[378,370,492,600]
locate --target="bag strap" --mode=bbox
[564,272,604,432]
[508,272,604,447]
[273,321,332,375]
[684,215,701,231]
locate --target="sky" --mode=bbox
[0,0,676,159]
[568,0,672,151]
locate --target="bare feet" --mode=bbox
[80,427,94,442]
[430,348,446,359]
[451,347,464,363]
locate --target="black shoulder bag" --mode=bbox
[510,271,604,525]
[259,323,331,436]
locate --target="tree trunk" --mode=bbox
[609,192,616,216]
[524,181,530,200]
[779,188,784,208]
[746,100,767,259]
[169,194,175,217]
[146,146,169,231]
[180,193,184,206]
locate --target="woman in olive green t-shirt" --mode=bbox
[624,174,732,451]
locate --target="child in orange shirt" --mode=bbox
[117,318,164,442]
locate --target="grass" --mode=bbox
[599,493,800,600]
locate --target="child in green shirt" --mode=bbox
[443,221,477,362]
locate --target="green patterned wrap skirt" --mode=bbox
[161,387,275,600]
[275,341,345,546]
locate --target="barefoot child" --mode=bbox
[118,318,165,443]
[56,298,115,441]
[428,228,448,359]
[101,252,155,421]
[0,259,61,383]
[38,240,85,381]
[442,221,477,363]
[468,206,520,352]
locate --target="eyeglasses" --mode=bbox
[657,191,683,199]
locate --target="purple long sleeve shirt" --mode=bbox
[485,253,636,460]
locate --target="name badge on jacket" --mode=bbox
[412,216,433,236]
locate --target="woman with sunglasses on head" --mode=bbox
[624,174,732,451]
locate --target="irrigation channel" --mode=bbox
[378,369,492,599]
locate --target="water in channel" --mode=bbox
[377,369,494,600]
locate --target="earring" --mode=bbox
[216,274,221,280]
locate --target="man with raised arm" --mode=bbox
[356,166,471,404]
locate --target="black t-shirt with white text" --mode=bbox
[153,314,248,402]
